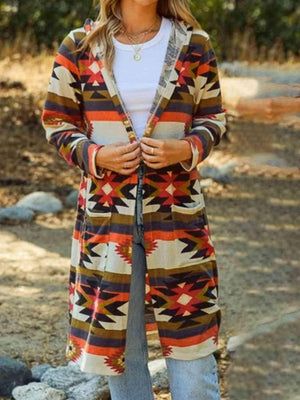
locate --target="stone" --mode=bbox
[12,382,66,400]
[0,355,32,397]
[199,178,214,188]
[16,191,63,214]
[31,363,52,381]
[226,334,250,355]
[0,206,35,223]
[200,160,237,184]
[148,358,169,391]
[66,376,109,400]
[65,190,78,208]
[40,362,100,392]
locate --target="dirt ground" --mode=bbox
[0,55,299,399]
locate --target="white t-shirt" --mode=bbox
[112,16,172,140]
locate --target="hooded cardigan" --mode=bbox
[41,16,227,376]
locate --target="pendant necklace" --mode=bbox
[121,16,161,61]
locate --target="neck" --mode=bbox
[120,0,160,34]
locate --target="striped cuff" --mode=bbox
[179,138,201,171]
[91,144,106,178]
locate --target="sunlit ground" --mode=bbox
[0,54,299,399]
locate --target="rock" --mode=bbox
[226,333,250,355]
[12,382,66,400]
[148,358,166,375]
[219,63,300,125]
[0,355,32,397]
[66,375,109,400]
[16,191,63,214]
[65,190,78,208]
[31,363,52,381]
[148,358,169,391]
[40,362,100,392]
[95,383,111,400]
[199,178,214,188]
[200,162,236,183]
[218,160,238,175]
[0,206,35,223]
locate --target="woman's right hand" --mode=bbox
[95,141,142,175]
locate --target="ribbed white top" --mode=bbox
[112,17,172,140]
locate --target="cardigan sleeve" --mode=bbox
[179,35,227,171]
[41,31,106,179]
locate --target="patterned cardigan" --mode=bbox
[42,16,227,376]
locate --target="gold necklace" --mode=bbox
[121,16,161,61]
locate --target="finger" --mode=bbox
[125,140,140,151]
[142,151,159,163]
[120,164,140,175]
[140,138,160,150]
[123,157,142,169]
[140,142,159,156]
[122,146,142,161]
[144,160,164,169]
[140,137,161,148]
[118,140,139,155]
[122,153,142,165]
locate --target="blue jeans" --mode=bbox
[107,163,221,400]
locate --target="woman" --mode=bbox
[42,0,226,398]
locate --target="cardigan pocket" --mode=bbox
[85,203,112,218]
[170,198,204,215]
[171,197,215,266]
[171,184,205,215]
[85,176,112,218]
[171,200,206,231]
[80,214,111,274]
[170,171,206,229]
[79,176,112,273]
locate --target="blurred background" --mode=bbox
[0,1,299,399]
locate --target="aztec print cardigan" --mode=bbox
[41,16,227,376]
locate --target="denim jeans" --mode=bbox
[107,162,221,400]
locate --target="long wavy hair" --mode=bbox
[76,0,202,74]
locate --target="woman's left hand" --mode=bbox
[140,137,192,169]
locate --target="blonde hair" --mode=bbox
[76,0,201,74]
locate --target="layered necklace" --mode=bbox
[120,15,162,61]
